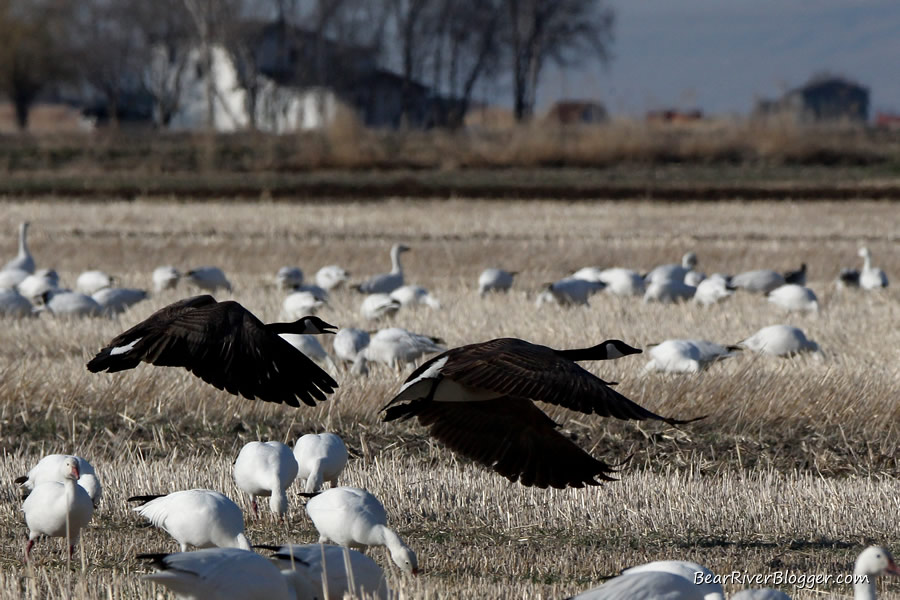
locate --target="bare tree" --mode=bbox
[386,0,441,124]
[505,0,613,121]
[0,0,73,129]
[70,0,144,127]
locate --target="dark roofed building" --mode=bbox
[754,76,869,124]
[544,101,608,125]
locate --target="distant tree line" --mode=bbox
[0,0,613,130]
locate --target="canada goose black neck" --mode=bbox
[266,316,336,335]
[555,340,642,362]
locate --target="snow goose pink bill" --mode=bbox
[16,453,102,507]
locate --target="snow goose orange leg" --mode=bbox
[86,295,338,407]
[383,338,703,488]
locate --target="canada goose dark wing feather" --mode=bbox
[394,396,617,488]
[432,338,680,424]
[87,295,337,407]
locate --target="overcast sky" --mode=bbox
[524,0,900,117]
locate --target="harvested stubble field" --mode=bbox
[1,197,899,599]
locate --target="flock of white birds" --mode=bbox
[4,219,896,600]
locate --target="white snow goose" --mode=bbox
[356,244,409,294]
[0,288,33,317]
[22,456,94,561]
[152,265,180,291]
[729,269,786,294]
[3,221,35,273]
[767,284,818,313]
[693,274,734,306]
[537,277,605,306]
[76,269,115,295]
[233,441,299,518]
[859,247,889,289]
[294,432,349,494]
[332,328,370,365]
[642,340,740,374]
[15,453,102,507]
[390,284,441,309]
[360,293,401,321]
[17,268,59,301]
[138,547,305,600]
[40,290,103,317]
[644,251,698,285]
[315,264,350,290]
[306,486,418,575]
[478,268,517,296]
[261,543,389,600]
[275,266,304,289]
[363,327,445,370]
[128,489,251,552]
[186,266,232,292]
[279,333,338,373]
[86,295,338,407]
[738,325,819,357]
[92,287,149,315]
[382,338,702,488]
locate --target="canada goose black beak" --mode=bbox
[314,319,338,334]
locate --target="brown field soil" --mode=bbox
[0,198,898,598]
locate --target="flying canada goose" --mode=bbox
[3,221,35,273]
[382,338,701,488]
[86,295,338,407]
[356,244,409,294]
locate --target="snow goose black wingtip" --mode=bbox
[87,295,338,407]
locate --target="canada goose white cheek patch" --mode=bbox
[110,337,142,355]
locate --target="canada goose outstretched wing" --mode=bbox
[87,295,337,407]
[383,338,699,488]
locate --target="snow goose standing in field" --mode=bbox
[478,268,517,296]
[783,262,807,286]
[643,279,696,304]
[87,295,338,407]
[138,547,306,600]
[15,454,102,507]
[186,266,232,292]
[129,489,252,552]
[767,284,819,313]
[152,265,180,291]
[76,269,115,295]
[859,247,889,289]
[644,252,698,286]
[356,244,409,294]
[538,277,605,306]
[3,221,34,273]
[729,269,786,294]
[279,333,338,373]
[282,289,325,319]
[382,337,701,488]
[364,327,445,370]
[738,325,820,357]
[693,274,734,306]
[18,268,60,300]
[306,486,418,575]
[294,432,349,493]
[390,284,441,309]
[275,266,304,289]
[333,328,370,365]
[642,340,739,374]
[360,293,401,321]
[39,290,103,317]
[92,287,149,315]
[0,288,33,317]
[316,264,350,291]
[22,457,94,560]
[263,543,389,600]
[233,441,299,518]
[0,266,29,289]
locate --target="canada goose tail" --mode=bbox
[87,333,148,373]
[127,494,166,505]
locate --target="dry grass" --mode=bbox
[1,198,899,598]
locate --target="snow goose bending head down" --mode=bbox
[262,543,389,600]
[129,489,252,552]
[306,486,418,575]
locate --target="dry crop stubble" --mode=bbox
[0,198,899,598]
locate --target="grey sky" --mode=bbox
[530,0,900,117]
